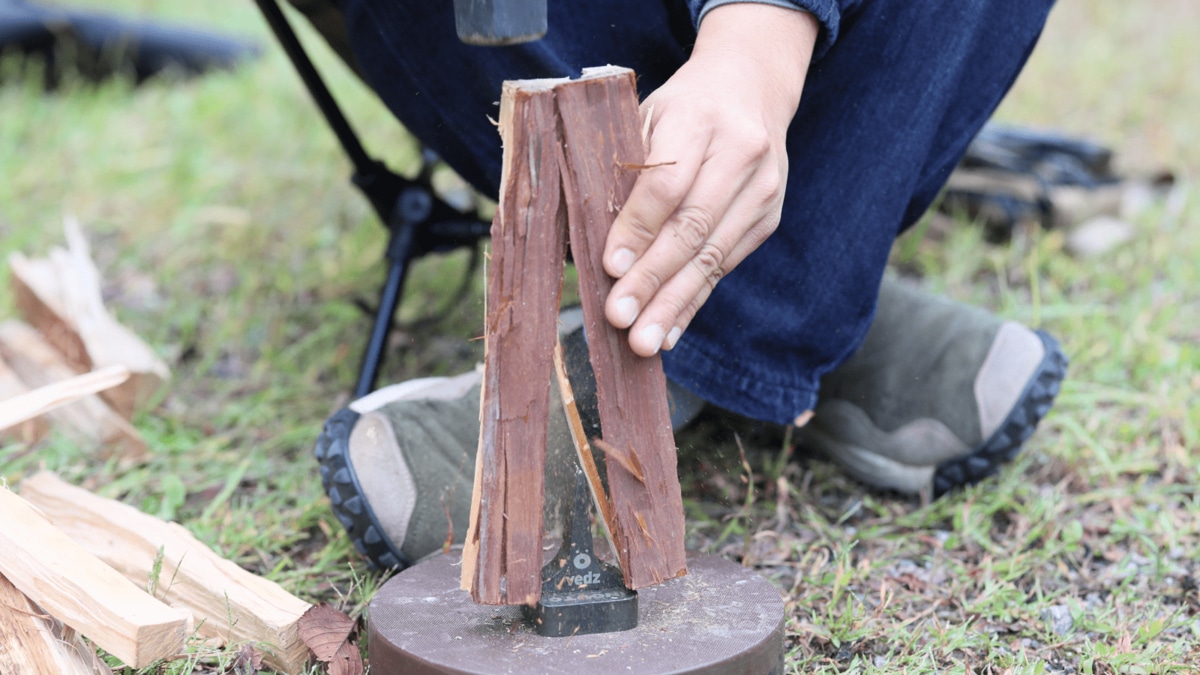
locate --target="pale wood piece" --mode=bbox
[461,77,567,605]
[0,321,145,458]
[555,66,687,590]
[8,217,169,419]
[0,364,130,432]
[0,354,48,445]
[20,472,313,675]
[0,485,189,668]
[0,571,114,675]
[552,342,620,558]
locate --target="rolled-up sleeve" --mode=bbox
[689,0,845,62]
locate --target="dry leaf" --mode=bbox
[226,643,264,675]
[298,604,356,662]
[328,640,365,675]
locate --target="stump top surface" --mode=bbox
[369,550,785,675]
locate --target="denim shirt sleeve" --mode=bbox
[689,0,844,62]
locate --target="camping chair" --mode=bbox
[255,0,490,399]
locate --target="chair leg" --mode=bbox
[354,224,417,398]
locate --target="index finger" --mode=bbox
[604,119,709,279]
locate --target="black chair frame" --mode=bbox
[254,0,491,398]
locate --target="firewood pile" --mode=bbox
[0,220,350,674]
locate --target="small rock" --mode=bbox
[1042,604,1074,635]
[1066,215,1135,258]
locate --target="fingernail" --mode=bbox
[638,324,665,355]
[614,296,639,328]
[665,326,682,350]
[610,248,636,277]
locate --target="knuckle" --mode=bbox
[747,132,771,158]
[690,242,727,289]
[640,265,666,292]
[733,125,771,158]
[643,171,688,206]
[668,207,713,252]
[622,212,658,242]
[757,171,784,203]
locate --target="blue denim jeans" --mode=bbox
[341,0,1054,425]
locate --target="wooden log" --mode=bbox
[8,217,169,419]
[0,485,190,669]
[0,571,114,675]
[0,354,48,445]
[461,77,568,605]
[20,472,313,675]
[554,66,687,589]
[0,364,130,433]
[0,321,145,459]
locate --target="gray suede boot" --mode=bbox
[314,370,481,569]
[795,277,1068,498]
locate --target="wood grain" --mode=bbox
[0,485,189,668]
[554,66,687,590]
[461,77,568,605]
[0,572,113,675]
[20,472,313,674]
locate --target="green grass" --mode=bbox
[1,1,1198,673]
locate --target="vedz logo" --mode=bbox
[564,571,602,586]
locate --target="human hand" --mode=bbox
[603,4,819,357]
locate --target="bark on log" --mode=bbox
[0,485,189,669]
[461,77,567,605]
[20,472,313,675]
[556,66,687,589]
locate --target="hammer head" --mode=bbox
[453,0,546,45]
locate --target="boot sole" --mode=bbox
[314,408,410,570]
[930,329,1068,497]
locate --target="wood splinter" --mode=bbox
[592,438,645,484]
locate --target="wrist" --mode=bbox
[692,3,818,118]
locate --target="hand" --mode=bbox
[603,4,819,357]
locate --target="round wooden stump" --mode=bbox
[368,550,785,674]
